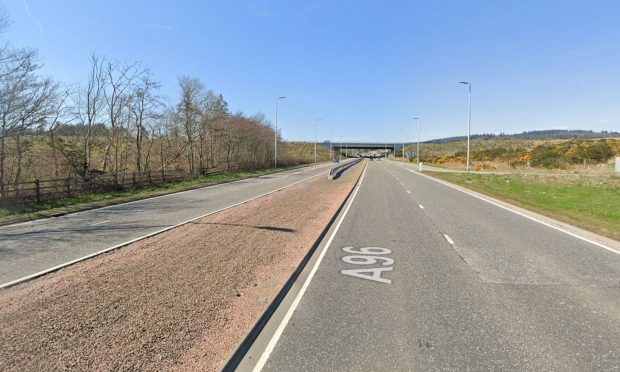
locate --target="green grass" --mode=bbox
[428,172,620,241]
[0,163,321,224]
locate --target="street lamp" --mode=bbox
[413,117,420,164]
[275,96,286,168]
[315,118,322,163]
[329,129,334,160]
[400,128,405,161]
[459,81,472,171]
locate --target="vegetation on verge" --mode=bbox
[0,163,319,224]
[409,138,619,170]
[427,172,620,241]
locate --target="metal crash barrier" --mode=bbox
[328,158,363,180]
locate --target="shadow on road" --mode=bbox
[189,221,296,233]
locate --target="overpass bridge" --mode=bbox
[318,142,415,156]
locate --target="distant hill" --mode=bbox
[426,130,619,144]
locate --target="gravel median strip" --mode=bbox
[0,161,365,371]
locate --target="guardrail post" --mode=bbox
[35,179,41,203]
[66,177,71,198]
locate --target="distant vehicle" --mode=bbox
[332,157,340,163]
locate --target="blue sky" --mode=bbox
[2,0,620,142]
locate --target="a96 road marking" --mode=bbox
[340,246,393,284]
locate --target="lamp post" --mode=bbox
[401,129,405,161]
[459,81,472,171]
[275,96,286,168]
[329,129,334,160]
[413,117,420,164]
[315,118,321,163]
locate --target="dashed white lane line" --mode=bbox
[419,204,424,209]
[182,199,194,204]
[406,190,411,194]
[409,169,620,256]
[443,234,455,245]
[89,220,110,226]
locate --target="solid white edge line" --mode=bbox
[0,163,333,231]
[443,234,455,245]
[89,220,110,227]
[251,161,369,372]
[0,169,329,289]
[405,167,620,256]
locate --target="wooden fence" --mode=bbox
[0,168,213,206]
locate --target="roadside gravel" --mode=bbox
[0,161,365,371]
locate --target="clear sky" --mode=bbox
[2,0,620,142]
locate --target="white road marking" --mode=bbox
[182,199,194,204]
[0,169,329,289]
[419,204,424,209]
[410,169,620,256]
[252,161,369,371]
[0,163,332,231]
[443,234,455,245]
[341,247,394,284]
[406,190,411,194]
[89,220,110,226]
[8,220,34,227]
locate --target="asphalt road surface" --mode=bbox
[248,159,620,371]
[0,163,333,285]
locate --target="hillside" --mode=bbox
[406,135,620,170]
[426,129,619,144]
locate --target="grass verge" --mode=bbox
[0,163,322,225]
[427,172,620,242]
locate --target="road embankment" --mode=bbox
[425,171,620,242]
[0,161,365,371]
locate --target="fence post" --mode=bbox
[133,172,137,186]
[35,179,41,203]
[66,177,71,198]
[161,168,165,183]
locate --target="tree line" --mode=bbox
[0,12,305,197]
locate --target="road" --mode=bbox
[0,163,333,286]
[245,159,620,371]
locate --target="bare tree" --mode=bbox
[0,47,41,195]
[177,77,204,175]
[45,86,74,177]
[73,54,107,176]
[12,77,57,190]
[200,92,228,171]
[130,70,160,173]
[102,59,141,174]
